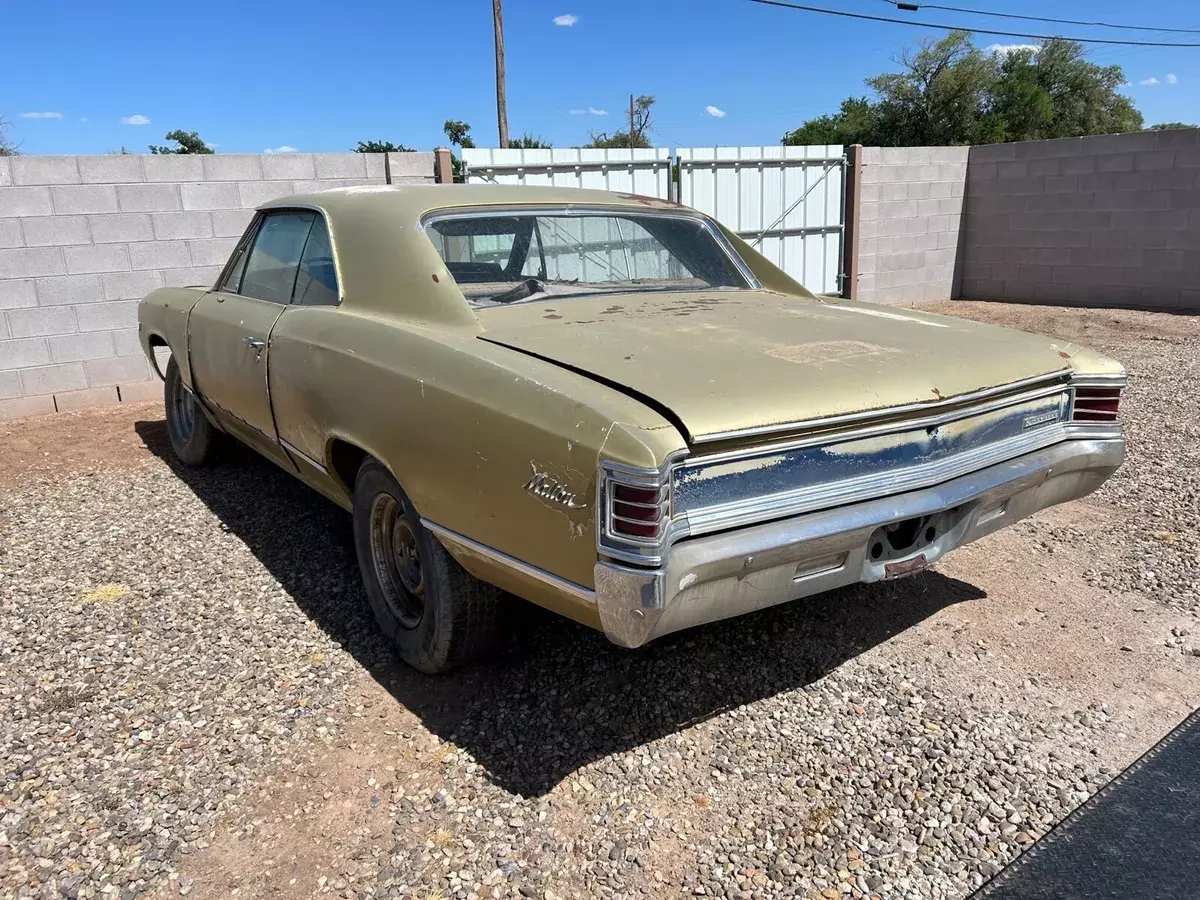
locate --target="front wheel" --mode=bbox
[163,356,219,466]
[352,458,504,673]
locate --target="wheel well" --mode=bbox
[147,334,170,380]
[329,439,369,496]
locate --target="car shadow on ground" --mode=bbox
[136,419,986,798]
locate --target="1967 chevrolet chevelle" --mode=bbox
[138,185,1125,672]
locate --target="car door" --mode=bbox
[188,210,316,465]
[266,213,347,485]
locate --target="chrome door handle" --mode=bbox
[242,337,265,350]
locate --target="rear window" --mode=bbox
[424,210,750,307]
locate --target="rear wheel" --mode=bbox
[163,356,219,466]
[352,457,503,673]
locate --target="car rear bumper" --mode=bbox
[593,437,1124,648]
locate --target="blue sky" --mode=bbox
[7,0,1199,155]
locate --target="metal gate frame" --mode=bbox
[461,145,851,297]
[676,147,847,297]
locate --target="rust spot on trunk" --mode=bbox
[431,273,440,283]
[765,341,888,365]
[931,387,944,399]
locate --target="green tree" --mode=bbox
[782,97,878,146]
[442,120,475,183]
[507,132,553,149]
[1150,122,1196,131]
[1,114,20,156]
[442,120,475,149]
[782,32,1141,147]
[354,140,414,153]
[990,40,1140,142]
[149,130,214,154]
[587,95,655,149]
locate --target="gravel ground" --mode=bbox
[2,302,1199,900]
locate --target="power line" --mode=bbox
[878,0,1200,36]
[744,0,1200,47]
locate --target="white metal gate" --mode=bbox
[463,145,846,295]
[461,147,671,198]
[677,146,844,295]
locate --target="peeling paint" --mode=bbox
[764,341,890,366]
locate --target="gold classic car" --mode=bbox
[138,185,1126,673]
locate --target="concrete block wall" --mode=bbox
[0,151,434,419]
[960,129,1200,309]
[856,146,968,305]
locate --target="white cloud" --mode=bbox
[1139,77,1159,86]
[1166,73,1178,85]
[121,114,150,125]
[986,43,1039,56]
[20,111,63,119]
[264,145,297,154]
[705,105,726,118]
[78,117,89,123]
[569,107,607,116]
[553,13,577,26]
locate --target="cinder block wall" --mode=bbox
[856,146,968,305]
[0,151,433,418]
[960,129,1200,309]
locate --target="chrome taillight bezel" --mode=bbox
[598,460,674,565]
[1069,373,1126,425]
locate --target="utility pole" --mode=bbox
[629,94,635,151]
[493,0,509,148]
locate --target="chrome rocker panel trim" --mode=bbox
[421,518,596,606]
[594,436,1124,648]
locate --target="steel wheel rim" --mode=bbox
[368,493,425,629]
[168,372,196,445]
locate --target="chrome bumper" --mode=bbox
[594,437,1124,648]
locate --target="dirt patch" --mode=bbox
[917,300,1200,348]
[0,400,162,490]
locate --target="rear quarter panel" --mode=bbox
[267,308,683,611]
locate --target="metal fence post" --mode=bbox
[842,144,862,301]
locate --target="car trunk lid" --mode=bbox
[475,291,1072,443]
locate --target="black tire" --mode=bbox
[352,457,503,674]
[163,356,219,467]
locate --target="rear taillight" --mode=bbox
[611,484,663,539]
[1073,386,1122,422]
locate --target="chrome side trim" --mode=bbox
[421,519,597,606]
[204,397,279,445]
[679,422,1073,538]
[1070,373,1128,388]
[691,370,1072,444]
[280,438,327,474]
[682,380,1073,467]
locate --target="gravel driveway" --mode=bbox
[2,302,1198,900]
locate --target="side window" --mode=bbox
[240,212,316,304]
[217,218,260,293]
[293,216,340,306]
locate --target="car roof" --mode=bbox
[259,183,685,223]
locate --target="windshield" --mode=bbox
[424,210,751,306]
